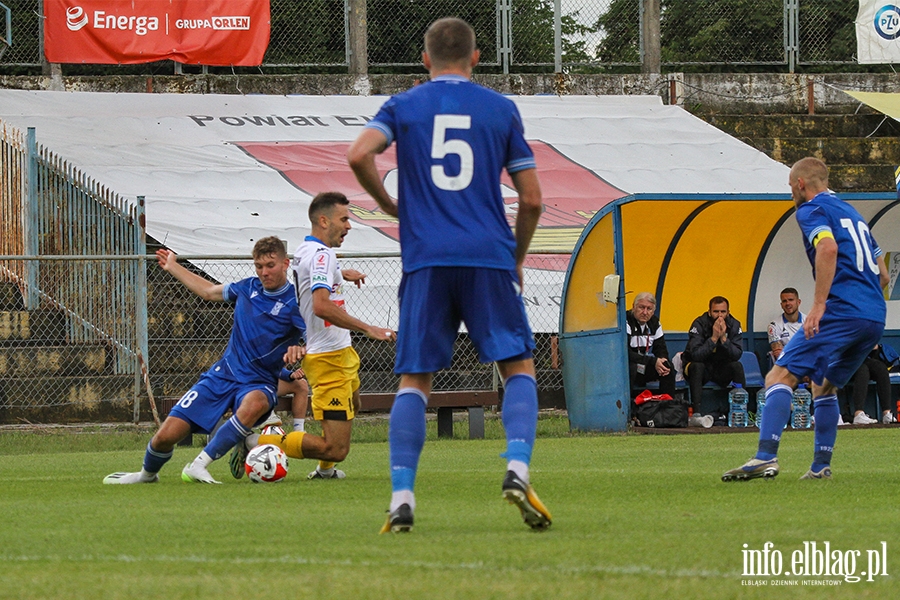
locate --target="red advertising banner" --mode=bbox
[44,0,270,66]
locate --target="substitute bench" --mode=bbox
[359,390,499,439]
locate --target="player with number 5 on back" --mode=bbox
[723,157,889,482]
[348,17,550,533]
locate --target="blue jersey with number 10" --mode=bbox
[796,191,885,323]
[365,75,536,273]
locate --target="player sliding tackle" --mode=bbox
[104,237,307,484]
[238,192,396,479]
[348,17,551,532]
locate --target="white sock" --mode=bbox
[193,451,213,468]
[507,460,529,484]
[245,433,260,448]
[293,418,305,432]
[139,469,157,481]
[390,490,415,513]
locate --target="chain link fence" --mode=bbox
[0,0,863,71]
[0,253,566,423]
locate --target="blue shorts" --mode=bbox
[395,267,535,374]
[167,369,278,434]
[776,315,884,389]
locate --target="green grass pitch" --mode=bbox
[0,417,897,599]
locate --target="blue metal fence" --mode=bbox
[1,121,147,418]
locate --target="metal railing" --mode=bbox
[0,1,861,73]
[1,120,147,421]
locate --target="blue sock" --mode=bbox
[389,388,427,493]
[143,441,173,474]
[811,395,839,471]
[203,415,252,461]
[756,384,792,460]
[500,374,538,465]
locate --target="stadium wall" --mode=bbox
[2,72,900,113]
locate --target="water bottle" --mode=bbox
[755,388,766,428]
[791,384,812,429]
[728,384,749,428]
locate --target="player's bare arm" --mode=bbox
[342,268,367,288]
[509,168,542,286]
[311,287,396,341]
[805,236,838,339]
[156,248,224,301]
[877,255,889,289]
[347,128,399,218]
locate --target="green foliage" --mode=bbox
[594,0,640,64]
[1,427,897,598]
[266,0,346,65]
[661,0,784,64]
[595,0,860,67]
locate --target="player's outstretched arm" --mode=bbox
[347,129,399,218]
[311,288,396,342]
[155,249,224,301]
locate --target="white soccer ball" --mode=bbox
[260,424,285,436]
[245,444,289,483]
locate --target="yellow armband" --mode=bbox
[811,230,834,247]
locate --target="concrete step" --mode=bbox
[0,375,135,424]
[747,138,900,166]
[705,114,900,139]
[828,164,897,193]
[147,340,224,371]
[0,282,23,310]
[0,344,110,377]
[0,309,67,343]
[148,308,233,339]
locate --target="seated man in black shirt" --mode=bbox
[683,295,746,424]
[626,292,676,397]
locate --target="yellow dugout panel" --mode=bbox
[562,212,617,333]
[620,200,703,307]
[660,201,790,332]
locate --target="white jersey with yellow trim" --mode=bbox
[291,235,352,355]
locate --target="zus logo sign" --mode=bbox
[874,5,900,40]
[66,6,88,31]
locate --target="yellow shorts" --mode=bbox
[302,346,360,421]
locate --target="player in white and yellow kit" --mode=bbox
[256,191,395,479]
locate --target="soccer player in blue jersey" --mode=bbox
[348,17,550,532]
[103,236,307,484]
[723,157,888,482]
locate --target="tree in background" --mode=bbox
[594,0,640,65]
[593,0,857,67]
